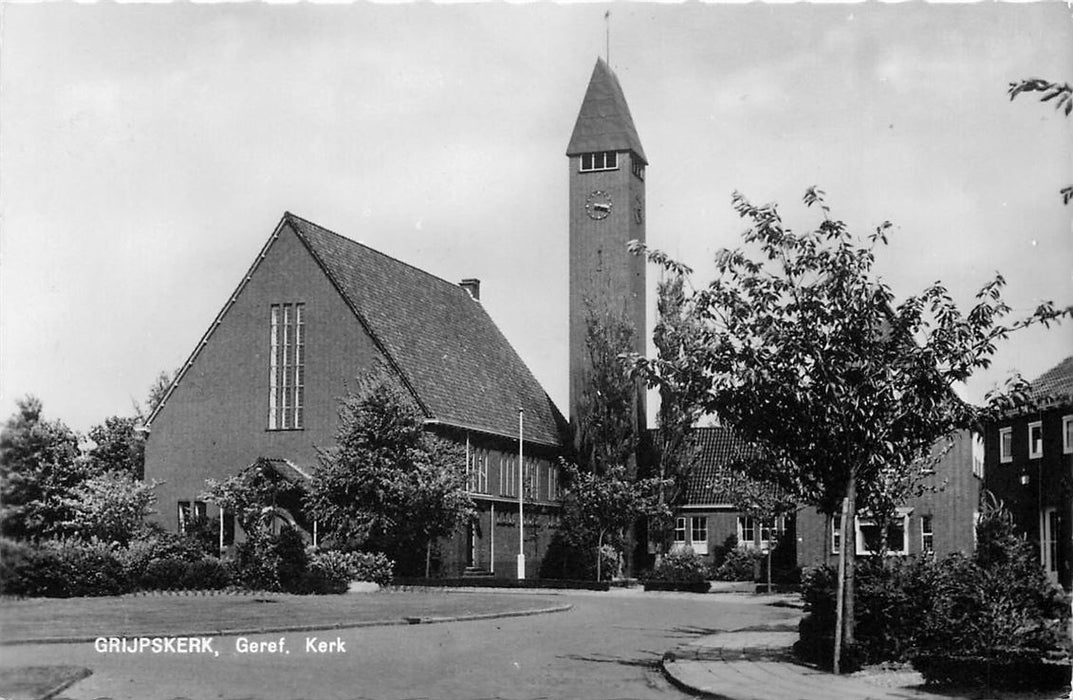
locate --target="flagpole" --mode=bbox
[517,408,526,580]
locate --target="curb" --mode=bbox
[0,604,573,646]
[660,657,730,700]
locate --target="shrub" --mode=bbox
[140,557,189,590]
[117,532,207,585]
[647,547,707,583]
[711,545,763,581]
[178,558,231,590]
[1,538,130,597]
[347,552,394,586]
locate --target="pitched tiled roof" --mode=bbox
[566,58,648,164]
[288,213,567,447]
[1029,354,1073,406]
[656,426,782,506]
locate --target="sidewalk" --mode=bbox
[662,628,955,700]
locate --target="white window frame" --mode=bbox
[999,426,1013,463]
[831,515,842,554]
[738,516,757,549]
[1063,415,1073,455]
[921,515,934,554]
[579,151,619,172]
[856,510,911,556]
[673,517,687,546]
[1041,506,1059,582]
[971,431,985,479]
[690,516,709,554]
[1028,421,1043,460]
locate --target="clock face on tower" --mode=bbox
[585,190,613,220]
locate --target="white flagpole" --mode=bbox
[517,408,525,580]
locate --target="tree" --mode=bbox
[558,461,662,581]
[0,396,90,540]
[1008,78,1072,205]
[304,371,475,577]
[640,274,709,560]
[630,188,1068,672]
[59,470,158,545]
[85,416,144,479]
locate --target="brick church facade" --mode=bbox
[143,57,648,578]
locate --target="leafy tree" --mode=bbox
[630,188,1068,672]
[202,457,304,537]
[0,396,92,540]
[1008,78,1072,205]
[305,371,475,577]
[641,275,710,559]
[558,461,663,580]
[58,470,158,544]
[85,416,145,479]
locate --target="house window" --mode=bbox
[1041,507,1059,581]
[673,517,687,544]
[738,516,756,548]
[579,151,618,172]
[832,515,842,554]
[999,427,1012,463]
[1028,421,1043,460]
[759,517,784,552]
[690,516,708,554]
[177,500,207,535]
[921,515,934,554]
[268,303,305,430]
[1064,415,1073,455]
[857,512,910,556]
[971,431,985,479]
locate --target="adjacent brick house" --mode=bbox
[143,212,568,577]
[984,355,1073,588]
[663,426,983,574]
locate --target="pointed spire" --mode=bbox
[566,57,647,164]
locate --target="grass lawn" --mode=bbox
[0,589,567,643]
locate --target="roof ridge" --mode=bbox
[283,211,475,298]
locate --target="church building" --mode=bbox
[143,57,650,578]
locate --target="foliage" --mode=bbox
[0,538,129,597]
[629,188,1070,664]
[712,545,763,582]
[646,547,707,583]
[229,526,310,593]
[574,307,643,476]
[1008,77,1072,205]
[558,460,663,580]
[85,416,145,479]
[139,368,179,419]
[202,459,304,539]
[58,470,158,545]
[0,396,92,541]
[643,276,709,555]
[306,371,474,577]
[797,501,1070,682]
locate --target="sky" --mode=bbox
[1,2,1071,434]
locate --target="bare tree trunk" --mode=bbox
[425,538,432,579]
[833,494,850,674]
[766,549,772,593]
[844,473,857,649]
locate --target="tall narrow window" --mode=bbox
[673,517,687,545]
[738,516,756,549]
[832,515,842,554]
[269,303,305,430]
[999,427,1012,463]
[921,515,934,554]
[691,517,708,554]
[1063,415,1073,455]
[1028,421,1043,459]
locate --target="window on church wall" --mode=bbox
[467,448,489,494]
[631,156,644,181]
[579,151,618,172]
[499,454,517,497]
[269,303,305,430]
[177,500,207,536]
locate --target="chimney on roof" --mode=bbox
[460,278,481,300]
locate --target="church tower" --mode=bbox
[566,57,647,427]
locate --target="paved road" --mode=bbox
[0,590,801,700]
